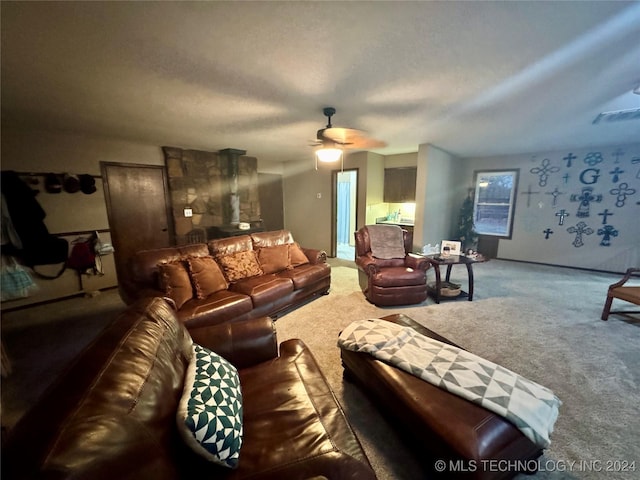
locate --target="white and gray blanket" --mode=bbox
[338,319,561,448]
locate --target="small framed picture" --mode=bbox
[441,240,461,256]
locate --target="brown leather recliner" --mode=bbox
[354,225,430,306]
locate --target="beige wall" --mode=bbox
[281,150,387,253]
[460,143,640,272]
[413,144,462,252]
[281,159,333,251]
[360,152,385,227]
[384,152,417,168]
[1,128,164,307]
[1,128,164,231]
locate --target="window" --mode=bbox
[472,169,519,238]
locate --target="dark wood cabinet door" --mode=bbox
[384,167,417,202]
[100,162,174,284]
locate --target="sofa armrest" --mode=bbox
[188,317,278,370]
[302,247,327,265]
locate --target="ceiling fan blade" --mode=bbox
[322,127,387,149]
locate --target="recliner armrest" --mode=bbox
[405,253,430,270]
[188,316,278,370]
[355,253,379,274]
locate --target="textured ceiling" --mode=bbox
[2,1,639,165]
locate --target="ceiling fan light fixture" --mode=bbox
[315,146,344,171]
[315,147,343,163]
[311,106,383,172]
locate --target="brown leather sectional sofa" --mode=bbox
[2,297,377,479]
[120,230,331,330]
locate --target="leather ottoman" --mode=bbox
[340,314,542,480]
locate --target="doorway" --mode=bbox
[101,162,174,285]
[333,169,358,260]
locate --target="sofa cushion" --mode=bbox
[158,261,193,309]
[216,250,264,282]
[257,245,291,274]
[177,343,243,469]
[277,263,330,289]
[234,339,375,477]
[187,256,228,298]
[250,229,293,248]
[231,275,294,307]
[370,266,426,287]
[289,242,310,267]
[208,235,253,256]
[121,244,210,306]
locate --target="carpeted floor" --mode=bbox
[274,259,640,480]
[2,259,638,479]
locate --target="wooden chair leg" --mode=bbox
[601,295,614,321]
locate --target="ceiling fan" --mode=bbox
[311,107,386,168]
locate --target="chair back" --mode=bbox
[355,225,413,257]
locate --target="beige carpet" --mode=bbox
[275,259,640,480]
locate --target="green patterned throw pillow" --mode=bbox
[177,343,243,468]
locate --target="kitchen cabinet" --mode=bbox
[384,167,417,202]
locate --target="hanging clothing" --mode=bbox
[0,171,68,267]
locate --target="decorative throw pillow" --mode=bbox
[289,242,309,267]
[216,250,263,282]
[257,245,290,274]
[157,261,193,309]
[177,343,243,469]
[187,256,228,299]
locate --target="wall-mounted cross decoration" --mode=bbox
[520,184,540,207]
[562,173,570,184]
[631,157,640,179]
[598,209,614,225]
[583,152,604,167]
[597,225,618,247]
[609,167,624,183]
[567,221,594,248]
[563,153,577,168]
[545,187,564,207]
[543,228,554,239]
[555,209,570,225]
[611,148,624,164]
[530,158,560,187]
[609,182,636,207]
[570,186,603,217]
